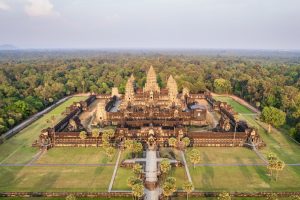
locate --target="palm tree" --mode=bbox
[125,139,134,158]
[182,181,193,200]
[65,194,76,200]
[162,181,176,200]
[266,152,278,178]
[132,163,143,177]
[79,131,87,147]
[168,137,177,148]
[266,193,278,200]
[182,137,190,148]
[105,146,115,161]
[132,141,143,158]
[275,160,285,181]
[127,176,142,188]
[92,129,99,138]
[132,182,144,200]
[188,149,201,169]
[160,159,171,180]
[104,128,115,138]
[218,192,231,200]
[92,129,99,147]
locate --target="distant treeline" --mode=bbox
[0,51,299,141]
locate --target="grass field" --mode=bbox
[112,167,134,190]
[0,96,87,164]
[185,147,264,165]
[184,95,300,192]
[36,147,117,164]
[214,96,254,114]
[189,165,300,192]
[0,166,113,192]
[0,96,115,192]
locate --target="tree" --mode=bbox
[79,130,87,148]
[127,176,142,188]
[132,141,143,158]
[182,137,190,148]
[132,163,142,177]
[261,106,286,133]
[214,78,232,94]
[182,181,193,200]
[218,192,231,200]
[132,182,144,200]
[79,131,87,140]
[266,193,278,200]
[92,129,99,138]
[65,194,76,200]
[188,149,201,169]
[162,181,176,200]
[168,137,177,148]
[274,160,285,181]
[267,152,277,177]
[160,159,171,178]
[105,146,115,161]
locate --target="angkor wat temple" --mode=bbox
[33,66,264,149]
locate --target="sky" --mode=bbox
[0,0,299,49]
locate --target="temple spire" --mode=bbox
[167,75,178,101]
[144,66,160,93]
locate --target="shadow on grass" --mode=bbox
[33,172,60,191]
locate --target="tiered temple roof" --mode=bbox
[144,65,160,93]
[167,75,178,101]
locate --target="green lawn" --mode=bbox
[112,167,134,190]
[238,114,300,164]
[0,166,114,192]
[169,166,187,189]
[189,165,300,192]
[214,96,254,114]
[36,147,117,164]
[0,96,87,165]
[185,147,264,165]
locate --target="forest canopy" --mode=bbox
[0,50,299,140]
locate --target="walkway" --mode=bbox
[180,151,192,183]
[108,150,121,192]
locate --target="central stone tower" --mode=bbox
[144,66,160,93]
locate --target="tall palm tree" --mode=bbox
[218,192,231,200]
[133,141,143,158]
[182,181,193,200]
[132,163,142,177]
[182,137,190,149]
[132,182,144,200]
[162,181,176,200]
[92,129,99,147]
[168,137,177,148]
[79,131,87,147]
[65,194,76,200]
[125,139,134,158]
[275,160,285,181]
[92,129,99,138]
[105,146,115,161]
[188,149,201,169]
[160,159,171,180]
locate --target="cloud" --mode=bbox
[0,1,10,11]
[25,0,59,17]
